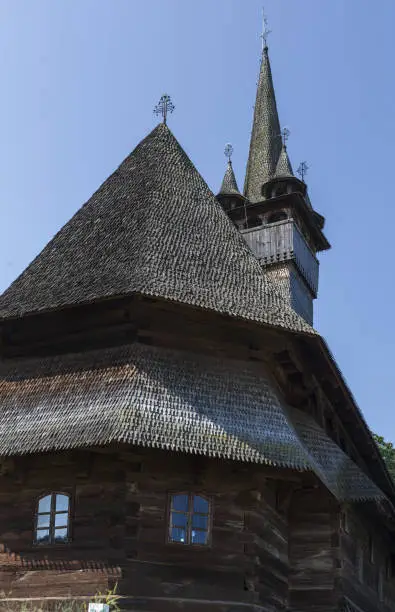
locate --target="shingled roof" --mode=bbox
[0,123,314,335]
[0,342,384,502]
[274,143,294,178]
[218,160,243,196]
[244,45,282,202]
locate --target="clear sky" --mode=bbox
[0,0,393,438]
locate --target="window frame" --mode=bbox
[267,210,287,224]
[167,492,212,548]
[34,491,72,546]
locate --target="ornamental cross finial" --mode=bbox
[297,161,309,182]
[260,8,271,50]
[154,94,175,125]
[224,143,234,162]
[281,127,290,146]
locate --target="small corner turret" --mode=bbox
[216,144,246,212]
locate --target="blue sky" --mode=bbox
[0,0,393,438]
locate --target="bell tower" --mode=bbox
[217,31,330,326]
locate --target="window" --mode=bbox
[35,493,70,545]
[168,493,210,546]
[267,211,287,224]
[247,216,263,228]
[339,435,347,452]
[272,184,288,198]
[325,414,336,439]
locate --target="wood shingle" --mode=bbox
[0,124,314,336]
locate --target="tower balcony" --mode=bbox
[241,218,319,298]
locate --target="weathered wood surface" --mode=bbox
[289,486,339,612]
[339,506,395,612]
[0,296,381,479]
[241,218,319,296]
[0,448,296,610]
[0,450,392,611]
[0,295,380,486]
[0,292,395,611]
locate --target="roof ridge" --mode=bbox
[0,123,315,335]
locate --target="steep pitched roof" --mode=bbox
[0,341,384,502]
[0,123,314,335]
[218,160,242,196]
[244,46,282,202]
[274,143,293,177]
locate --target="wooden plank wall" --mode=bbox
[2,298,395,611]
[288,485,339,612]
[0,447,393,611]
[244,482,289,611]
[0,447,296,611]
[340,507,395,612]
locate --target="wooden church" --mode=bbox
[0,22,393,612]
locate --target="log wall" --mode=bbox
[289,485,339,612]
[0,450,393,611]
[0,447,297,611]
[1,297,395,611]
[339,506,395,612]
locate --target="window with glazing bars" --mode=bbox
[168,493,210,545]
[35,493,70,544]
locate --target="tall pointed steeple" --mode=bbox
[243,42,282,202]
[222,16,330,325]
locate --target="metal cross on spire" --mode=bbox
[280,127,290,147]
[260,7,272,50]
[154,94,175,125]
[224,143,234,162]
[297,161,309,182]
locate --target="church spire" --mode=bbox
[244,17,282,202]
